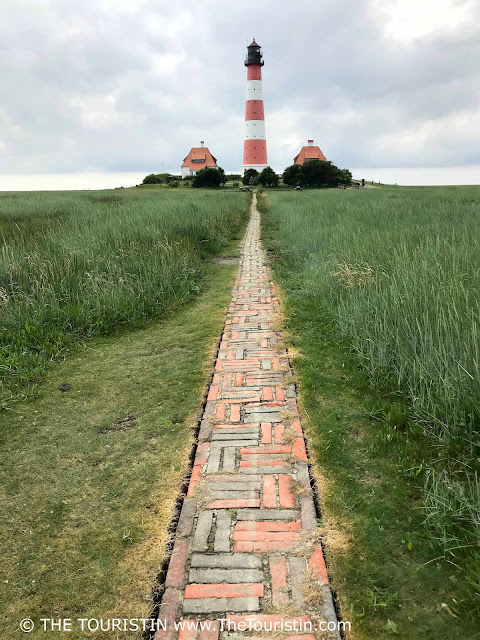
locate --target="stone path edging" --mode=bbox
[154,194,340,640]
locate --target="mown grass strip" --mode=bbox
[0,240,241,639]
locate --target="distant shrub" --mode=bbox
[242,169,258,186]
[142,173,171,185]
[258,166,279,187]
[192,167,225,188]
[282,160,352,188]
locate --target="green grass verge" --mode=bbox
[0,189,248,406]
[260,189,479,639]
[0,249,239,639]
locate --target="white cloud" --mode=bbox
[372,107,480,164]
[0,0,478,177]
[370,0,476,43]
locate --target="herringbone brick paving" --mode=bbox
[155,195,339,640]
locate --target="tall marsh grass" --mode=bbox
[0,190,248,405]
[263,186,480,603]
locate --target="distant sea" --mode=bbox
[0,167,479,191]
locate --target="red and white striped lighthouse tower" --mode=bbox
[242,39,268,175]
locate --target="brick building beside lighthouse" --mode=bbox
[294,140,327,165]
[242,40,268,176]
[181,141,218,178]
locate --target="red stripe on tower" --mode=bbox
[242,39,267,175]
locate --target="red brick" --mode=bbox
[262,386,273,401]
[154,588,182,640]
[198,621,220,640]
[279,475,295,508]
[178,620,198,640]
[274,424,285,444]
[226,615,311,627]
[223,373,233,388]
[235,372,244,387]
[309,544,329,585]
[215,403,226,420]
[234,540,298,553]
[207,499,261,509]
[261,338,268,348]
[194,442,209,465]
[233,531,300,542]
[291,419,303,435]
[215,359,223,371]
[261,422,272,444]
[244,401,284,408]
[275,387,285,401]
[235,521,301,532]
[187,465,202,496]
[294,438,307,461]
[207,385,219,402]
[262,475,277,508]
[269,556,288,606]
[240,445,291,455]
[184,583,263,599]
[165,538,189,587]
[230,405,241,422]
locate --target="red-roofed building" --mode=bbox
[181,141,218,177]
[293,139,327,165]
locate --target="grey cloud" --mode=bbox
[0,0,479,175]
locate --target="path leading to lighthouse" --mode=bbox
[154,194,340,640]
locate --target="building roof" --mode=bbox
[293,143,327,165]
[249,39,260,47]
[182,146,218,170]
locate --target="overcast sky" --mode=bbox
[1,0,479,185]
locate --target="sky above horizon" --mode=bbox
[1,0,479,186]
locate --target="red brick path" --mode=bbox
[155,195,339,640]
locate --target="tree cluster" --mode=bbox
[242,167,279,187]
[191,167,226,188]
[142,173,171,185]
[282,160,352,188]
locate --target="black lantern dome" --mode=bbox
[245,40,264,66]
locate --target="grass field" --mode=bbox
[0,189,248,407]
[0,189,248,638]
[260,186,480,639]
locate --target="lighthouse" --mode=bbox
[242,40,268,176]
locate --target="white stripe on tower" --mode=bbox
[244,121,266,139]
[242,39,268,175]
[246,81,263,100]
